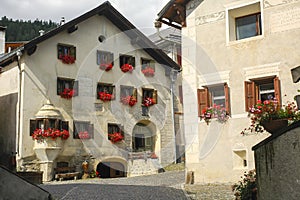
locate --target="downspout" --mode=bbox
[16,49,23,158]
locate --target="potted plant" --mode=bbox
[32,128,70,141]
[108,132,124,143]
[59,55,75,64]
[241,99,300,135]
[142,66,155,77]
[99,63,113,71]
[120,95,137,106]
[98,91,114,102]
[200,104,229,125]
[60,88,76,99]
[78,131,90,139]
[120,63,134,73]
[142,97,155,107]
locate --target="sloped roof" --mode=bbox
[0,1,180,70]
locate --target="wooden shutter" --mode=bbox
[244,81,256,111]
[274,77,281,106]
[57,45,63,59]
[88,123,94,139]
[153,90,158,104]
[224,83,231,115]
[197,88,209,117]
[179,85,183,104]
[73,80,79,96]
[112,86,116,100]
[133,88,137,101]
[30,119,37,136]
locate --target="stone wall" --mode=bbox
[253,122,300,199]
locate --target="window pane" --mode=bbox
[236,14,259,40]
[209,86,225,106]
[259,83,274,101]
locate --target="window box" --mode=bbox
[73,121,94,139]
[57,44,76,64]
[120,54,135,73]
[97,83,115,101]
[57,78,78,99]
[97,50,114,71]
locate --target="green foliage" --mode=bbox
[0,16,58,41]
[232,170,257,200]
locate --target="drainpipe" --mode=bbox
[16,49,23,158]
[170,69,178,163]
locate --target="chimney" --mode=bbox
[39,30,45,36]
[60,17,65,25]
[0,26,6,55]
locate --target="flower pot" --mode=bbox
[261,119,288,134]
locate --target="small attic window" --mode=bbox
[57,44,76,64]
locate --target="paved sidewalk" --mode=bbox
[40,171,190,200]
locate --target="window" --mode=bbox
[120,54,135,68]
[120,85,137,99]
[141,58,155,70]
[227,2,262,42]
[236,13,261,40]
[97,50,114,66]
[233,150,247,169]
[30,119,68,136]
[197,83,230,117]
[142,88,157,104]
[96,83,115,100]
[108,123,124,141]
[244,76,281,111]
[57,44,76,64]
[73,121,94,139]
[57,77,78,97]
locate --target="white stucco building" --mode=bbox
[157,0,300,183]
[0,2,182,181]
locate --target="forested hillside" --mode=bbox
[0,16,58,42]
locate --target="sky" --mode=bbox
[0,0,170,35]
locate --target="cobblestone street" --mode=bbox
[40,171,235,200]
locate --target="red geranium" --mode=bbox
[108,132,124,143]
[121,63,134,73]
[121,95,137,106]
[142,66,155,77]
[78,131,90,139]
[100,63,113,71]
[32,128,70,141]
[142,97,154,107]
[59,55,75,64]
[98,92,114,101]
[60,88,75,99]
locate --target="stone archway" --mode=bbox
[132,121,156,152]
[96,157,127,178]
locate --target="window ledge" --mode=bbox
[227,35,264,46]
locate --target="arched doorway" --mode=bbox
[96,161,125,178]
[132,122,156,152]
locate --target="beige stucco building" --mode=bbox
[0,2,182,181]
[158,0,300,183]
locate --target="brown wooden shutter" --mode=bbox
[224,83,231,115]
[70,46,76,59]
[274,76,281,106]
[153,90,158,104]
[133,88,137,101]
[179,85,183,104]
[30,119,37,136]
[88,123,94,139]
[244,81,256,111]
[197,88,209,117]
